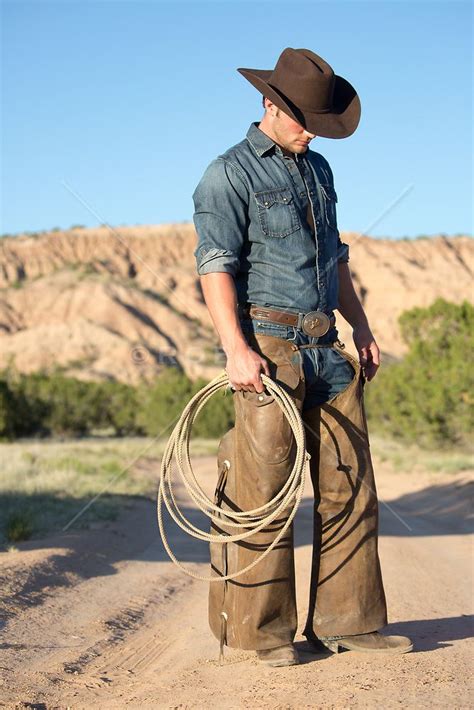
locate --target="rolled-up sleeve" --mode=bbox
[192,158,249,276]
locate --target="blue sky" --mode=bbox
[1,0,472,238]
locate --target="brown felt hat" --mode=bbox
[238,47,361,139]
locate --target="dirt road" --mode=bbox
[1,456,472,709]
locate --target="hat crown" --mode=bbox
[269,48,336,113]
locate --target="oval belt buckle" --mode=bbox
[301,311,330,337]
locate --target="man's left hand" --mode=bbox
[353,324,380,382]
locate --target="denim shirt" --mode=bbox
[192,122,350,316]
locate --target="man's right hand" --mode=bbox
[226,342,271,394]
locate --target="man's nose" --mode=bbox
[304,130,316,140]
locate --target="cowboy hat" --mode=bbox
[238,47,361,139]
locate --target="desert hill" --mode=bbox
[0,225,472,384]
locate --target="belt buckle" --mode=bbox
[301,311,330,337]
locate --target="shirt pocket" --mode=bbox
[319,183,338,231]
[254,187,301,238]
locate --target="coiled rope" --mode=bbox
[157,370,310,583]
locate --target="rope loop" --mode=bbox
[157,371,308,582]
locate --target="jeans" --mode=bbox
[239,318,357,411]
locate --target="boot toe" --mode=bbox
[256,643,299,667]
[315,631,413,655]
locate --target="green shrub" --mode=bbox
[0,336,234,441]
[94,380,143,435]
[22,373,97,436]
[137,368,234,439]
[4,511,34,542]
[190,377,235,438]
[137,367,196,436]
[0,370,142,438]
[0,371,47,437]
[0,380,16,440]
[365,298,473,448]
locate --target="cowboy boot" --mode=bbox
[256,643,299,667]
[311,631,413,654]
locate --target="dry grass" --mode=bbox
[0,433,470,545]
[0,435,218,544]
[369,432,473,474]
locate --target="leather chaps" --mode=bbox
[209,332,388,650]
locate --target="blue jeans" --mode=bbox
[239,318,357,411]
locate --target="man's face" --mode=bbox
[263,101,316,154]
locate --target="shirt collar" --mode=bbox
[246,122,278,157]
[246,122,304,161]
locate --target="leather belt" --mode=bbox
[239,303,336,337]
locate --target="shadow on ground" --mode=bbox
[293,614,474,660]
[0,474,471,625]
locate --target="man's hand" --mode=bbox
[226,341,271,394]
[353,324,380,382]
[337,262,380,382]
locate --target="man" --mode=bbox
[192,47,412,667]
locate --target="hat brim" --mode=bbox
[237,67,361,139]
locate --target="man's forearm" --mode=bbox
[337,262,370,329]
[199,272,249,355]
